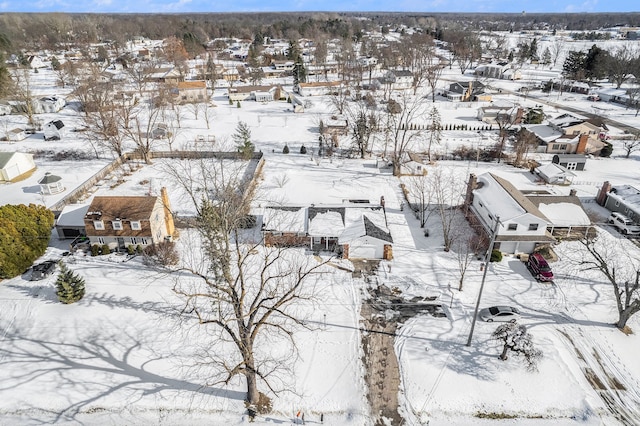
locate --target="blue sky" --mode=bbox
[0,0,637,14]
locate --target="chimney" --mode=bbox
[576,134,589,154]
[464,174,478,211]
[160,187,175,238]
[596,181,611,206]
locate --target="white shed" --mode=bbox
[44,120,66,141]
[0,152,37,181]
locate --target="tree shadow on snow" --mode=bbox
[0,322,244,424]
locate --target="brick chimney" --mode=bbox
[464,174,478,212]
[160,187,175,238]
[596,181,611,206]
[576,134,589,154]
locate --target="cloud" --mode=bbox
[564,0,599,13]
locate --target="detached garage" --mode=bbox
[55,204,89,239]
[0,152,36,182]
[339,215,393,260]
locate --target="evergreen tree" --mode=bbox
[233,121,254,158]
[426,106,442,162]
[584,44,608,80]
[541,47,552,65]
[283,144,290,154]
[56,262,86,304]
[563,51,587,80]
[0,204,54,278]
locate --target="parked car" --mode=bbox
[608,212,640,235]
[30,260,57,281]
[587,95,601,101]
[479,306,520,322]
[526,252,554,282]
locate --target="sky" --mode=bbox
[0,0,637,14]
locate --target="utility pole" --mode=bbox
[466,216,501,347]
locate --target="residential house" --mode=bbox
[27,55,47,69]
[552,154,587,171]
[0,152,37,181]
[294,81,343,97]
[598,182,640,222]
[527,191,592,239]
[175,80,208,103]
[44,120,65,141]
[83,189,175,251]
[464,173,555,254]
[321,116,349,137]
[262,203,393,260]
[34,96,66,113]
[228,85,282,102]
[474,63,521,80]
[477,104,523,125]
[379,70,414,91]
[446,81,491,102]
[146,67,183,84]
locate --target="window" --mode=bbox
[130,237,138,245]
[93,220,104,230]
[112,220,123,230]
[552,144,559,150]
[559,144,567,150]
[615,201,620,207]
[130,221,141,230]
[566,162,577,170]
[508,223,518,231]
[479,201,484,208]
[141,238,149,245]
[528,223,539,231]
[98,237,105,245]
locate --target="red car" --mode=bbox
[526,253,554,282]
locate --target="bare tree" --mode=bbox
[549,37,565,67]
[345,100,378,158]
[577,236,640,330]
[424,61,444,103]
[385,92,427,176]
[454,229,482,291]
[10,67,36,127]
[623,132,640,158]
[430,167,466,251]
[121,99,162,164]
[494,105,521,163]
[492,322,542,372]
[405,174,433,228]
[512,128,538,166]
[168,158,330,412]
[606,45,635,89]
[326,83,350,115]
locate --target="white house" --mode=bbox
[6,128,28,142]
[534,163,576,185]
[44,120,66,141]
[0,152,37,181]
[465,173,554,254]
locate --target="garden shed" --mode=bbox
[0,152,36,181]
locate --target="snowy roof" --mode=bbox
[525,125,563,143]
[475,173,549,222]
[536,163,576,181]
[528,196,590,227]
[262,206,306,233]
[0,152,32,169]
[56,203,90,227]
[38,172,62,184]
[608,185,640,209]
[339,214,392,244]
[308,209,344,236]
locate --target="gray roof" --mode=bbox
[363,215,393,243]
[39,173,62,184]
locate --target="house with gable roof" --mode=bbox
[262,202,393,259]
[83,188,175,251]
[464,173,555,254]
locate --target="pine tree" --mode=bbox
[56,262,86,304]
[283,144,290,154]
[233,121,254,159]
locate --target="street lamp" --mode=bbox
[466,215,501,347]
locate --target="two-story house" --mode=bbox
[83,189,175,251]
[465,173,555,254]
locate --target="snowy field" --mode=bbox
[2,55,640,425]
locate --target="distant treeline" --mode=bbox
[0,12,639,52]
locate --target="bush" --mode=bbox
[91,244,101,256]
[490,249,503,262]
[143,241,179,267]
[283,144,290,154]
[56,262,85,304]
[236,101,241,108]
[127,245,136,255]
[101,244,111,255]
[300,145,307,154]
[600,141,613,158]
[136,245,143,254]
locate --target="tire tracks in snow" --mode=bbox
[545,279,640,425]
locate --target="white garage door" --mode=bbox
[350,245,377,259]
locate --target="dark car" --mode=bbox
[479,306,520,322]
[526,253,554,282]
[30,260,57,281]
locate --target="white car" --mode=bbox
[479,306,520,323]
[608,212,640,235]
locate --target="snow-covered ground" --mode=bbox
[2,61,640,425]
